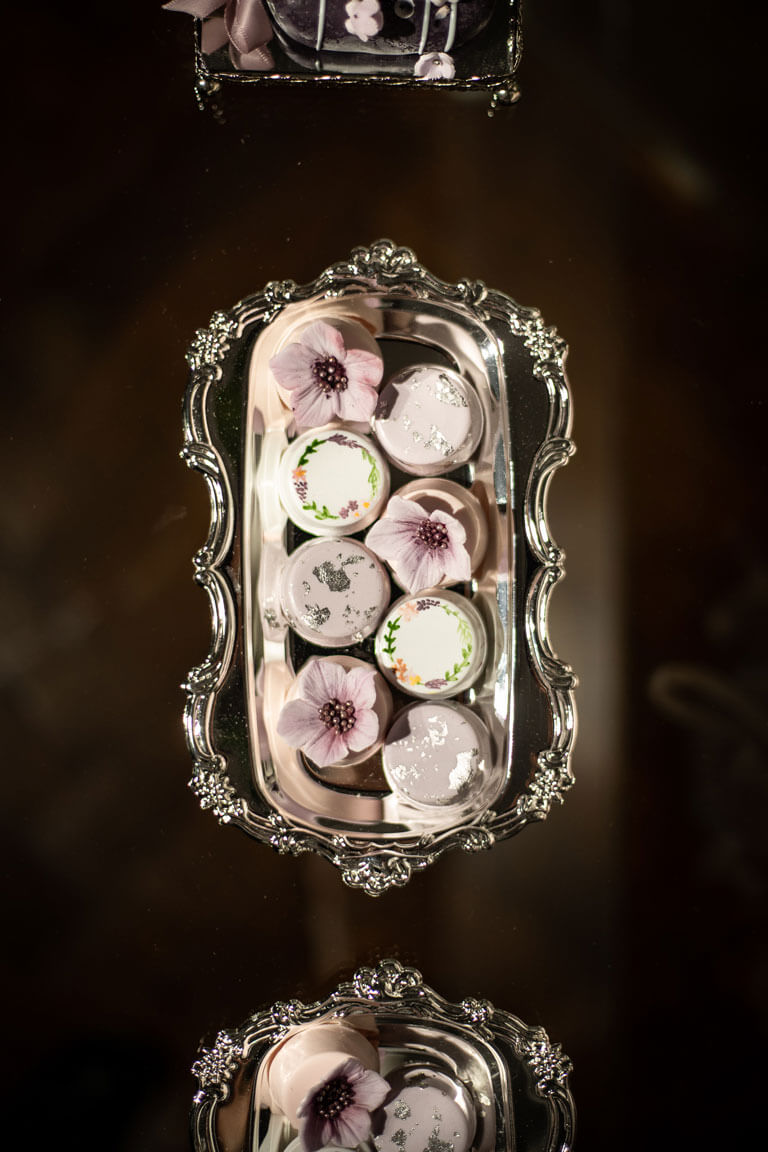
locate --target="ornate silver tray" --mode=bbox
[181,239,575,896]
[190,960,575,1152]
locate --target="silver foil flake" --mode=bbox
[391,1130,408,1147]
[423,426,454,457]
[448,749,477,793]
[425,1134,454,1152]
[341,554,364,567]
[426,717,449,747]
[302,580,311,595]
[302,603,331,629]
[394,1101,412,1120]
[434,374,468,407]
[313,560,350,591]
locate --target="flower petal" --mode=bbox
[300,659,347,707]
[366,527,426,587]
[302,725,350,767]
[269,343,317,392]
[365,518,412,560]
[276,699,322,748]
[395,497,434,527]
[344,707,379,753]
[301,320,346,360]
[342,664,377,710]
[349,1066,390,1109]
[288,381,337,430]
[331,1105,375,1147]
[343,347,384,391]
[336,382,379,423]
[299,1107,327,1152]
[440,539,472,583]
[404,547,447,593]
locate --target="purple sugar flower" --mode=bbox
[269,322,383,431]
[277,660,380,768]
[344,0,384,43]
[414,51,456,80]
[365,496,471,593]
[297,1058,389,1152]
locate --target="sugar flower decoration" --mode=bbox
[277,661,380,767]
[163,0,274,71]
[366,495,471,592]
[430,0,460,17]
[414,51,456,79]
[344,0,384,42]
[270,321,383,430]
[297,1058,389,1152]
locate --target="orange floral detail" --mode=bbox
[408,674,422,686]
[393,658,409,683]
[400,601,418,621]
[292,467,306,480]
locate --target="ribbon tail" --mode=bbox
[163,0,223,17]
[229,43,275,71]
[226,0,273,54]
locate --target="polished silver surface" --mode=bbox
[181,239,575,895]
[190,959,575,1152]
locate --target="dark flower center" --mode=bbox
[313,355,348,394]
[319,698,356,733]
[313,1075,354,1120]
[416,519,449,550]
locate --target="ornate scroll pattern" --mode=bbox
[189,960,575,1150]
[192,1031,243,1103]
[181,241,576,894]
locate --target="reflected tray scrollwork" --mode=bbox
[190,959,575,1152]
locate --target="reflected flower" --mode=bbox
[297,1058,389,1152]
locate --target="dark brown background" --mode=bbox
[5,2,766,1148]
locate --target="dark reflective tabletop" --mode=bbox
[5,3,766,1148]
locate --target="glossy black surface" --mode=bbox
[5,3,766,1149]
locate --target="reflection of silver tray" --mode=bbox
[181,240,576,896]
[182,3,521,113]
[190,960,575,1152]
